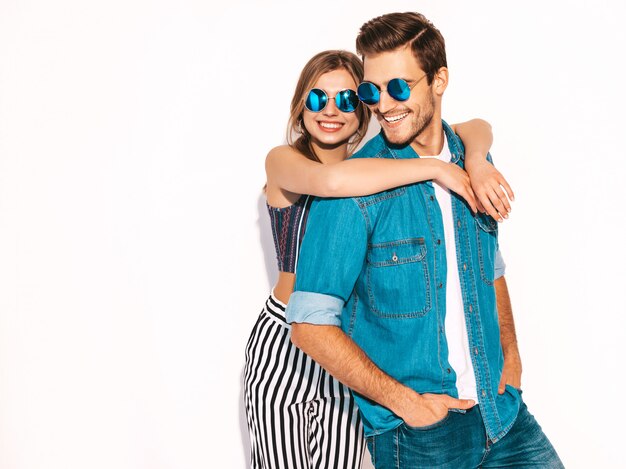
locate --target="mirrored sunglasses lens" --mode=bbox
[387,78,411,101]
[336,90,359,112]
[305,89,328,112]
[357,82,379,105]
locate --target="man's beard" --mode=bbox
[383,94,435,146]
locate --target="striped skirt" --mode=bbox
[243,292,365,469]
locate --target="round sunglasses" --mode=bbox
[304,88,360,113]
[357,75,427,105]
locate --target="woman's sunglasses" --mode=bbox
[304,88,360,113]
[357,75,427,105]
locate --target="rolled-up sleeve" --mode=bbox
[286,291,344,326]
[494,249,506,279]
[286,196,367,326]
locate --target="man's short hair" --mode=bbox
[356,12,447,85]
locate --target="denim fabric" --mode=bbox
[286,121,521,441]
[366,395,562,468]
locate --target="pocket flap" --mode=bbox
[367,238,426,267]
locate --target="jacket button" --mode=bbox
[482,390,487,397]
[437,283,443,289]
[463,263,467,271]
[436,239,441,245]
[446,368,451,374]
[392,254,398,262]
[430,195,435,201]
[457,220,462,228]
[474,348,479,355]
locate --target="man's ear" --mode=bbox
[433,67,449,96]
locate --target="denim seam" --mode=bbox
[356,186,407,208]
[475,221,495,286]
[347,291,358,337]
[352,197,371,235]
[420,182,447,388]
[443,121,464,163]
[369,237,425,249]
[454,197,501,438]
[394,427,400,469]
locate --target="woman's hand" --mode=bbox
[465,156,514,222]
[433,162,478,213]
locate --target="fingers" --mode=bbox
[498,175,515,202]
[486,187,509,221]
[460,185,477,213]
[498,374,507,395]
[453,398,476,409]
[467,166,515,221]
[442,394,475,409]
[477,185,513,222]
[476,198,486,214]
[477,190,503,221]
[450,167,477,213]
[493,185,511,214]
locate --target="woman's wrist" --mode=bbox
[464,150,488,173]
[422,158,444,180]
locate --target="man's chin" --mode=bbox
[382,128,413,146]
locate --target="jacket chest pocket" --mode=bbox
[365,238,432,318]
[474,214,498,285]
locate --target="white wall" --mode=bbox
[1,1,624,468]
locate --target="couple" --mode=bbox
[245,11,562,469]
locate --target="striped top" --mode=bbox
[267,195,313,273]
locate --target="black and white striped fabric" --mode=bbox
[244,292,365,469]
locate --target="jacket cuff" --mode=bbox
[286,291,343,326]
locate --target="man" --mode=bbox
[285,12,562,468]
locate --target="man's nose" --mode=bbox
[377,91,397,115]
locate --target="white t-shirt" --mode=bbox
[421,135,479,402]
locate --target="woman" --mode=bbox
[244,50,513,469]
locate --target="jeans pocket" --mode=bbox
[403,411,451,432]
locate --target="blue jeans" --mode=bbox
[366,400,563,468]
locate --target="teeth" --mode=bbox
[320,122,342,129]
[384,112,408,123]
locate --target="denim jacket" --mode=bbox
[286,121,521,442]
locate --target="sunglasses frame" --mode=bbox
[357,74,428,105]
[304,88,360,113]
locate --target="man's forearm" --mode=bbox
[494,275,523,391]
[494,276,519,354]
[290,323,419,418]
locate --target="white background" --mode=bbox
[1,1,625,468]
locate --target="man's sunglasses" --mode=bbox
[304,88,360,113]
[357,75,427,105]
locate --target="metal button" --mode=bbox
[447,368,451,374]
[437,283,443,289]
[474,348,478,355]
[463,263,467,271]
[482,390,486,397]
[457,220,462,228]
[392,254,398,262]
[436,239,441,245]
[469,304,473,312]
[430,195,435,201]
